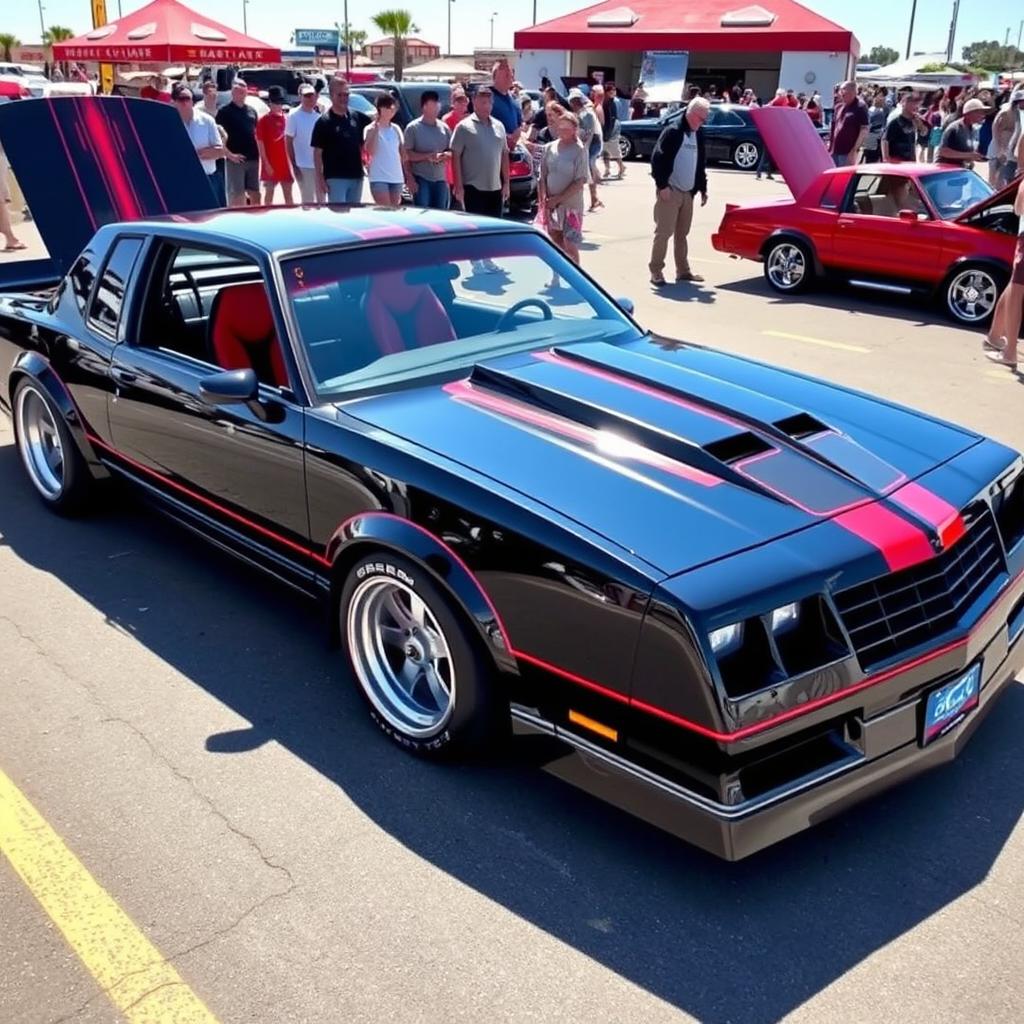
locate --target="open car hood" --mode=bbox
[750,105,833,200]
[343,338,981,576]
[0,96,217,282]
[953,176,1021,222]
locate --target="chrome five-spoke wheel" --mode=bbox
[733,140,760,170]
[764,241,808,292]
[946,267,999,324]
[346,575,456,738]
[15,384,65,500]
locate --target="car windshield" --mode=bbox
[920,171,994,219]
[281,231,641,399]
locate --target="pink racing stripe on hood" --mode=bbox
[834,503,935,572]
[890,481,966,550]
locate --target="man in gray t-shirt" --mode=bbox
[451,85,510,218]
[404,89,453,210]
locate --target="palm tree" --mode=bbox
[0,33,20,62]
[43,26,75,77]
[343,28,368,53]
[370,10,418,81]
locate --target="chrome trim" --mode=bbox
[848,279,913,295]
[509,706,865,821]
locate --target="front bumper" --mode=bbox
[512,602,1024,860]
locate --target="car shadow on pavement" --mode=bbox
[717,276,962,330]
[1,446,1022,1024]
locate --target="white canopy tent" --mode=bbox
[858,53,978,89]
[401,57,486,81]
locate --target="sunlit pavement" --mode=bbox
[1,167,1022,1024]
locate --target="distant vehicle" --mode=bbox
[0,79,31,104]
[350,81,453,126]
[0,62,49,97]
[712,106,1021,326]
[617,101,830,170]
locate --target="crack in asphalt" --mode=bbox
[0,616,299,1023]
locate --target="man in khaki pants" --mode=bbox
[648,96,710,286]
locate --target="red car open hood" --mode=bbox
[953,177,1022,222]
[750,105,833,200]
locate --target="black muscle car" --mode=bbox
[2,98,1024,860]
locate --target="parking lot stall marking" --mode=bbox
[762,330,871,353]
[0,766,220,1024]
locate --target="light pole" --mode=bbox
[447,0,455,57]
[945,0,960,64]
[242,0,249,35]
[489,11,498,49]
[905,0,917,59]
[533,1,537,25]
[37,0,45,41]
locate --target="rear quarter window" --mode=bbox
[87,237,144,339]
[818,175,848,210]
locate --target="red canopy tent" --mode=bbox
[52,0,281,65]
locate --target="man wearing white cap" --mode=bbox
[286,84,324,203]
[935,97,989,168]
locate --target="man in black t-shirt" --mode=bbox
[216,80,260,206]
[311,77,370,204]
[882,92,927,162]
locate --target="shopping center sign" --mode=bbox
[294,28,340,50]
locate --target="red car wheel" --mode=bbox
[763,239,812,294]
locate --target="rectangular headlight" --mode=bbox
[770,602,800,633]
[709,622,743,656]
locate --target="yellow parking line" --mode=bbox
[762,330,871,353]
[0,766,220,1024]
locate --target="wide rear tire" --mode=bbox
[762,238,813,294]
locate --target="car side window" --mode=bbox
[65,249,101,315]
[87,237,144,338]
[844,174,927,219]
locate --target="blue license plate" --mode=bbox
[922,664,981,745]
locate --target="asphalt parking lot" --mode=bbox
[2,167,1023,1024]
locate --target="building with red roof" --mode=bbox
[513,1,859,107]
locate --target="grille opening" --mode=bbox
[995,476,1024,552]
[718,618,786,699]
[774,412,829,440]
[738,728,855,800]
[834,509,1004,670]
[774,597,849,676]
[703,431,774,465]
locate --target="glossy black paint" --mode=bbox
[2,206,1023,859]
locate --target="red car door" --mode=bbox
[831,171,943,283]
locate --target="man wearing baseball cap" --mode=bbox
[172,82,230,203]
[286,83,323,203]
[935,97,989,167]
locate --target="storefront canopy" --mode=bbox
[52,0,281,65]
[514,0,857,54]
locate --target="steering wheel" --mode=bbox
[496,298,554,333]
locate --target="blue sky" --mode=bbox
[4,1,1014,62]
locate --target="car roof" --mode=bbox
[119,205,526,254]
[824,162,957,180]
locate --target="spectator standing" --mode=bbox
[935,98,989,167]
[404,89,452,210]
[569,90,604,211]
[364,94,408,207]
[805,94,823,125]
[256,86,294,206]
[198,80,227,206]
[443,89,471,191]
[630,84,647,120]
[863,93,886,163]
[490,60,523,148]
[984,174,1024,366]
[648,96,709,287]
[539,111,588,266]
[286,84,324,203]
[883,92,927,162]
[601,83,626,179]
[172,83,229,202]
[216,80,260,207]
[451,85,510,218]
[140,75,170,102]
[0,144,25,252]
[830,80,869,166]
[312,77,370,205]
[992,90,1024,186]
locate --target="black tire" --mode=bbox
[11,377,96,516]
[941,263,1006,326]
[731,139,761,172]
[339,551,503,759]
[762,238,813,294]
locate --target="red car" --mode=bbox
[711,106,1021,326]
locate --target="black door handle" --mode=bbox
[110,366,137,384]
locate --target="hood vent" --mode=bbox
[774,412,828,440]
[703,431,773,465]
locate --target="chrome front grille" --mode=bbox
[834,510,1004,669]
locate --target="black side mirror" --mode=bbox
[199,368,259,405]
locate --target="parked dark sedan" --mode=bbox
[619,102,829,171]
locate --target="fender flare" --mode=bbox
[759,229,824,276]
[937,255,1012,298]
[327,511,518,674]
[8,352,108,478]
